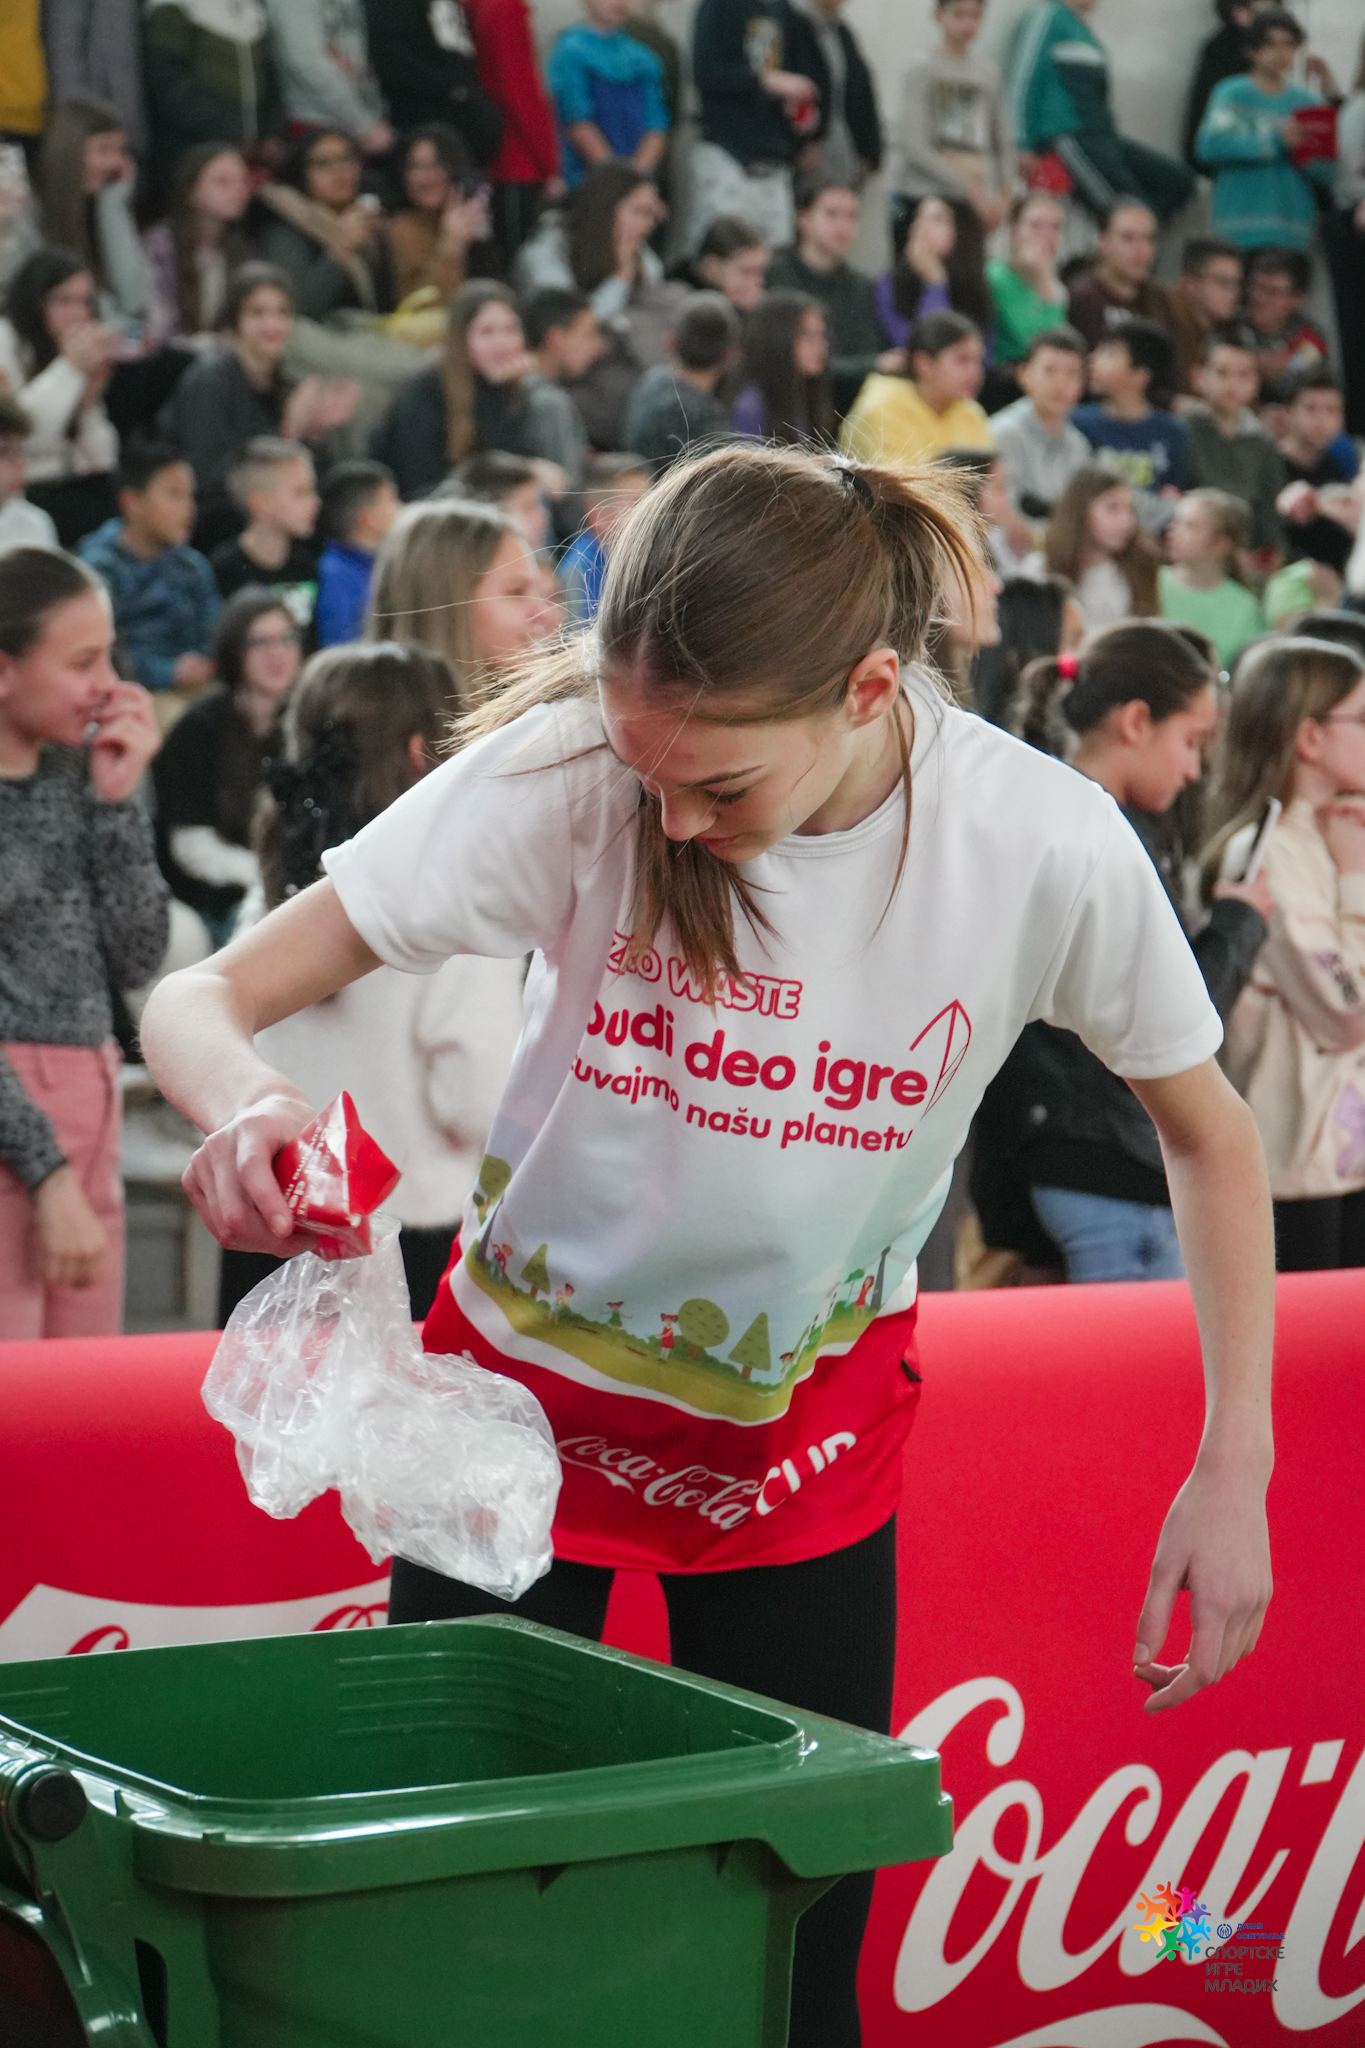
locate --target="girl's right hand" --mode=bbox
[182,1090,327,1255]
[34,1166,107,1289]
[62,321,115,377]
[337,201,379,253]
[440,190,490,250]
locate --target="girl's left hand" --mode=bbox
[1132,1462,1272,1713]
[88,682,161,802]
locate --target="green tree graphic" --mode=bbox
[521,1244,550,1297]
[475,1154,512,1218]
[677,1298,729,1353]
[728,1314,770,1377]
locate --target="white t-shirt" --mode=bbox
[1074,559,1136,635]
[324,681,1220,1572]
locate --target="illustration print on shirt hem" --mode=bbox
[460,982,970,1422]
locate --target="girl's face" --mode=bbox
[404,140,454,213]
[304,134,361,211]
[598,656,902,863]
[908,197,956,263]
[1121,684,1220,815]
[1166,497,1224,567]
[1298,673,1365,801]
[192,151,251,224]
[464,300,527,381]
[236,284,292,362]
[1086,485,1136,558]
[793,308,828,378]
[44,270,97,343]
[700,243,768,311]
[1013,197,1063,264]
[800,188,861,265]
[240,608,302,700]
[0,591,118,749]
[918,334,984,406]
[616,183,661,254]
[471,533,559,669]
[82,129,130,194]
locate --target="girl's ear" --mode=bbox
[843,646,901,726]
[1113,697,1154,749]
[406,730,432,778]
[1294,713,1326,766]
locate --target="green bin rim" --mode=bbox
[0,1615,953,1893]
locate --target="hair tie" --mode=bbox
[1057,652,1079,681]
[833,458,875,514]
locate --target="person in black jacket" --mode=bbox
[971,620,1273,1282]
[776,0,881,191]
[361,0,504,162]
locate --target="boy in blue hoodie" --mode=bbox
[548,0,669,188]
[315,460,401,648]
[78,444,220,693]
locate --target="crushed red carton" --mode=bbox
[272,1094,400,1259]
[1291,104,1337,164]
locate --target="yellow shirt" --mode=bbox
[838,376,994,468]
[0,3,46,135]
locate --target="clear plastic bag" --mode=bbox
[204,1221,561,1601]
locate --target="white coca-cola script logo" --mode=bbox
[0,1580,390,1664]
[556,1430,859,1529]
[892,1677,1362,2039]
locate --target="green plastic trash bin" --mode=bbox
[0,1616,951,2048]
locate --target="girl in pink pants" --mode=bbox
[0,549,165,1341]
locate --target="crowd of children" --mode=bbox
[2,0,1365,1345]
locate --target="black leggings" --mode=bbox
[1273,1189,1365,1271]
[389,1518,899,2048]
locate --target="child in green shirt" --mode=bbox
[1159,487,1264,668]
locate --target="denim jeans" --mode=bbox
[1031,1186,1185,1282]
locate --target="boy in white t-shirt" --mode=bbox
[142,443,1275,2048]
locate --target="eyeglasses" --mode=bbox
[1324,712,1365,730]
[245,629,301,652]
[308,150,359,172]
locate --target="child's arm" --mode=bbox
[632,60,670,171]
[86,681,169,992]
[989,67,1017,202]
[1197,80,1285,166]
[140,879,383,1254]
[1126,1058,1274,1713]
[564,117,616,169]
[1005,9,1076,153]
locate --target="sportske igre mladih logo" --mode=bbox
[1133,1884,1286,1995]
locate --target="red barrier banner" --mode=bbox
[1,1271,1362,2045]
